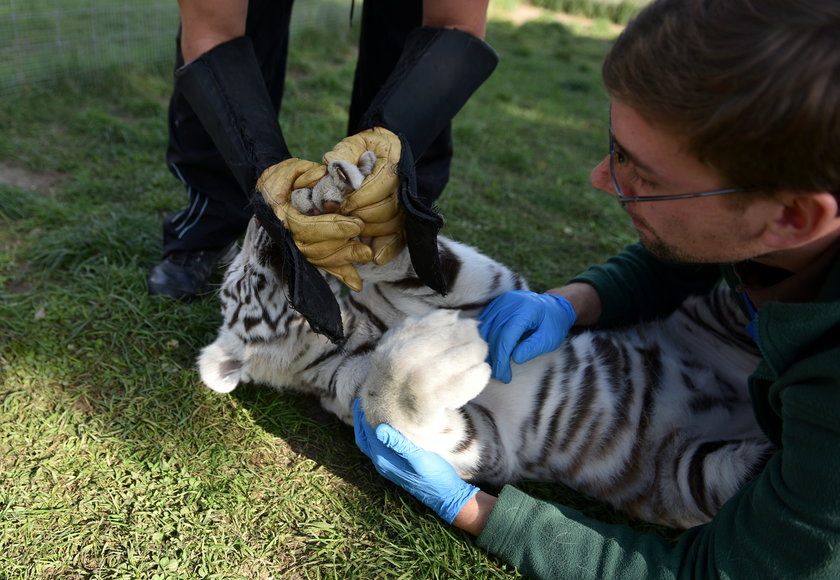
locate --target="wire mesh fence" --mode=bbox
[1,1,175,94]
[0,0,351,96]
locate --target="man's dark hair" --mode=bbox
[603,0,840,196]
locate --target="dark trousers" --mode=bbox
[161,0,452,257]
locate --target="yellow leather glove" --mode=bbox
[256,128,407,291]
[256,158,373,291]
[322,127,406,266]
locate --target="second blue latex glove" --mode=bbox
[478,290,576,383]
[353,400,478,524]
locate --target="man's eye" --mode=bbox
[615,150,629,166]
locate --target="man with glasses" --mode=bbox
[354,0,840,577]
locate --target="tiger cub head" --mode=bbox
[291,150,376,215]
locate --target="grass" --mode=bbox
[530,0,648,23]
[0,0,176,93]
[0,4,646,579]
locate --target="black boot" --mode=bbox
[147,244,236,300]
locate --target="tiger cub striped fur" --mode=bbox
[198,167,773,529]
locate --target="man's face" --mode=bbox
[590,100,768,264]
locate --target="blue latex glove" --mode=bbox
[353,400,479,524]
[478,290,576,383]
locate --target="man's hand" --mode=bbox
[353,400,478,524]
[478,290,576,383]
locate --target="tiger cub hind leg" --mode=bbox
[622,434,775,529]
[361,309,491,471]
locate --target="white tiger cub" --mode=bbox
[198,154,774,529]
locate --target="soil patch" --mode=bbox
[0,161,64,196]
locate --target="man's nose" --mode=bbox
[590,156,617,197]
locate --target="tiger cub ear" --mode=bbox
[358,150,376,176]
[198,342,244,394]
[289,186,314,214]
[329,161,356,190]
[327,150,377,192]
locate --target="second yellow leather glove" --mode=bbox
[322,128,406,265]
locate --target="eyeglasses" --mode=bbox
[609,131,752,203]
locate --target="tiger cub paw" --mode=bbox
[362,309,491,430]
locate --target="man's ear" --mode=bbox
[760,192,839,249]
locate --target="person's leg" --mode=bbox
[150,0,295,299]
[348,0,453,208]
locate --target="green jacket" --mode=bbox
[477,243,840,579]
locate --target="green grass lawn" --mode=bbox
[0,4,646,578]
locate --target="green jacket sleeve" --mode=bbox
[569,243,721,328]
[476,330,840,580]
[477,486,686,579]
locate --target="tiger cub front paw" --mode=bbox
[362,309,491,430]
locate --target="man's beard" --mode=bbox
[637,230,700,264]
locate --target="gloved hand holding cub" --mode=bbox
[256,127,407,291]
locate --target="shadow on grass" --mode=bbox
[232,386,367,480]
